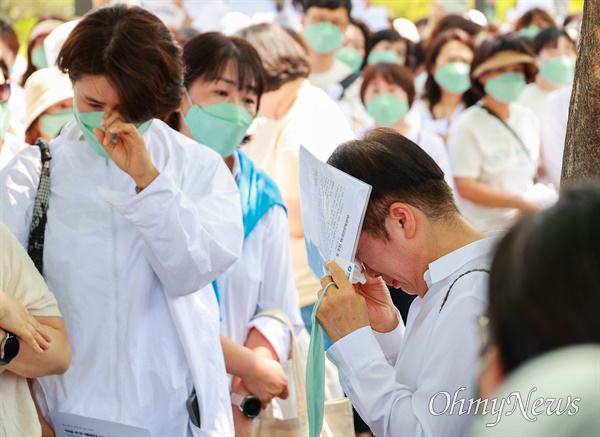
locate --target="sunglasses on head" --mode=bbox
[0,80,11,103]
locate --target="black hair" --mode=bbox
[327,127,458,240]
[166,32,265,130]
[302,0,352,14]
[531,26,576,55]
[488,181,600,374]
[365,29,410,68]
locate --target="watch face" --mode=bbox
[0,333,19,365]
[242,396,262,419]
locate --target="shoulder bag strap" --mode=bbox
[439,268,490,313]
[338,71,361,100]
[478,104,533,164]
[27,138,52,275]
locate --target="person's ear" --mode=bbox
[477,346,504,399]
[387,202,417,239]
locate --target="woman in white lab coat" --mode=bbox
[0,5,242,435]
[167,32,305,435]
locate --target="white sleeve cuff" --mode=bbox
[248,316,291,364]
[326,326,387,379]
[372,309,404,366]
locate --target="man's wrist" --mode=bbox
[371,308,399,334]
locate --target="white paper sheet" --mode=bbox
[51,412,151,437]
[299,146,371,283]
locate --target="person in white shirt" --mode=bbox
[0,5,243,435]
[412,29,478,142]
[167,31,305,435]
[516,26,576,119]
[314,127,500,436]
[540,86,571,188]
[301,0,372,129]
[237,22,356,348]
[359,62,456,193]
[448,36,544,232]
[0,60,27,170]
[472,182,600,435]
[0,223,72,436]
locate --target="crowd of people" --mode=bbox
[0,0,598,436]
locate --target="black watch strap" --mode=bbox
[0,330,20,365]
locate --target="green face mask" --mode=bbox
[539,56,576,85]
[434,62,472,94]
[40,108,73,138]
[335,47,363,72]
[365,94,409,126]
[367,50,403,66]
[31,46,48,69]
[520,25,541,38]
[484,72,527,103]
[303,22,344,55]
[183,90,253,158]
[0,102,10,143]
[73,103,152,160]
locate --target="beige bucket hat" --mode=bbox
[24,68,73,130]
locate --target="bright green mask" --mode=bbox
[303,22,344,55]
[365,94,409,126]
[183,90,253,158]
[539,56,575,85]
[484,72,527,103]
[367,50,403,66]
[306,281,337,437]
[0,102,10,143]
[434,62,472,94]
[335,47,363,72]
[40,108,73,138]
[73,104,152,160]
[31,46,48,69]
[520,25,541,38]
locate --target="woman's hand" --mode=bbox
[94,110,159,190]
[241,355,289,405]
[0,291,51,353]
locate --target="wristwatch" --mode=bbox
[0,330,20,365]
[231,393,262,419]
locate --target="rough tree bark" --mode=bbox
[561,0,600,188]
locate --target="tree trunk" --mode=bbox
[561,0,600,188]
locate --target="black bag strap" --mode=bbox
[439,268,490,312]
[478,103,533,165]
[338,71,361,97]
[27,138,52,275]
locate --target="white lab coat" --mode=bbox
[0,119,243,435]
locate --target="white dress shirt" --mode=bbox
[540,87,571,188]
[0,119,243,436]
[327,234,502,437]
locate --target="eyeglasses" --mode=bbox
[0,80,10,103]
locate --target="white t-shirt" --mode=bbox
[516,83,551,120]
[448,103,539,232]
[0,223,62,437]
[243,80,355,307]
[540,86,571,188]
[409,98,467,139]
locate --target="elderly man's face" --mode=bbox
[357,229,420,296]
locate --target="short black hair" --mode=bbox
[366,29,410,67]
[531,26,575,55]
[327,128,459,240]
[488,181,600,375]
[58,4,183,123]
[303,0,352,14]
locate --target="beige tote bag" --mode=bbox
[252,308,354,437]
